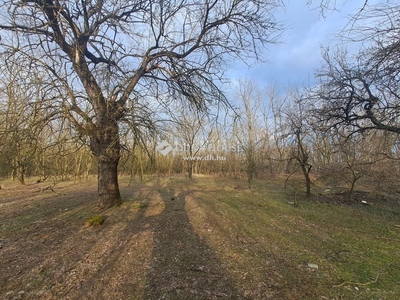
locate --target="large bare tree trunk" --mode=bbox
[98,155,121,208]
[91,119,122,208]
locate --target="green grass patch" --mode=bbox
[84,214,105,226]
[187,175,400,299]
[131,201,148,211]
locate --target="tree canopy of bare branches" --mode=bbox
[310,2,400,136]
[0,0,282,207]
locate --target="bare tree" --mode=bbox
[268,87,289,174]
[340,137,365,196]
[284,89,313,196]
[0,59,55,183]
[311,2,400,137]
[0,0,282,207]
[168,106,207,179]
[232,79,265,187]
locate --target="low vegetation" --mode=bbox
[0,175,399,299]
[84,215,105,227]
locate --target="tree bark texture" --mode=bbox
[90,119,122,208]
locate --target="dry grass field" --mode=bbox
[1,175,399,299]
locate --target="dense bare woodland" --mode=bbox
[1,76,399,196]
[0,1,400,299]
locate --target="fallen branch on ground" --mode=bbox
[333,272,381,288]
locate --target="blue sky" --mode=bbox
[228,0,381,88]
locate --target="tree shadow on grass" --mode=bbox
[143,185,247,299]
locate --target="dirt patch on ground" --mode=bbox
[316,190,383,206]
[317,191,366,205]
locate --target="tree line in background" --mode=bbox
[0,0,399,203]
[1,75,399,196]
